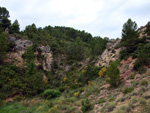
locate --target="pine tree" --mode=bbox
[10,19,20,33]
[106,61,121,87]
[122,18,138,44]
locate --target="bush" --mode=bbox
[81,98,93,113]
[79,65,99,85]
[123,87,134,94]
[134,52,149,73]
[138,66,146,74]
[141,80,148,86]
[42,89,61,99]
[74,92,80,98]
[109,97,115,102]
[106,61,121,87]
[99,98,106,104]
[140,98,146,106]
[107,102,115,112]
[129,74,135,79]
[99,67,107,77]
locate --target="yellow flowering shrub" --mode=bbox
[99,67,107,77]
[36,106,42,111]
[48,105,58,113]
[88,81,94,87]
[74,92,79,98]
[82,69,86,74]
[63,77,67,82]
[58,100,62,104]
[44,79,48,84]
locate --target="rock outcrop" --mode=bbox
[37,45,53,71]
[9,37,33,51]
[95,39,121,67]
[138,21,150,39]
[5,38,53,71]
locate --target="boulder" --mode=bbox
[14,39,33,51]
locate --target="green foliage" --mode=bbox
[99,98,106,104]
[141,80,148,86]
[10,19,20,34]
[42,89,61,99]
[106,61,121,87]
[0,64,25,99]
[0,7,10,20]
[1,17,11,30]
[120,18,141,60]
[81,98,93,113]
[146,22,150,36]
[123,87,134,94]
[90,36,108,55]
[121,18,138,44]
[107,102,116,112]
[140,98,146,106]
[109,97,115,102]
[26,62,36,75]
[66,37,85,61]
[25,62,44,96]
[129,73,135,79]
[0,32,9,64]
[132,42,150,74]
[79,65,101,85]
[22,46,35,63]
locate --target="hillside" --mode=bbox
[0,6,150,113]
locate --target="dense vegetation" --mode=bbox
[1,6,150,113]
[0,6,108,101]
[120,18,150,73]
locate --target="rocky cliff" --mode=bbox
[95,39,121,67]
[5,37,53,71]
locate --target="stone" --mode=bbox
[106,42,113,49]
[14,39,33,51]
[39,45,51,53]
[95,39,121,67]
[9,37,16,43]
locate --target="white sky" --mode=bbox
[1,0,150,38]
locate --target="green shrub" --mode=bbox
[123,87,134,94]
[141,80,148,86]
[81,98,93,113]
[134,52,148,74]
[42,89,61,99]
[22,46,36,63]
[107,102,115,112]
[140,98,146,106]
[129,74,135,79]
[106,61,121,87]
[99,98,106,104]
[109,97,115,102]
[138,66,146,74]
[132,81,139,87]
[132,97,138,104]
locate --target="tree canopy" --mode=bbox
[121,18,138,44]
[0,7,10,22]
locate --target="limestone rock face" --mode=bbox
[95,39,121,67]
[37,45,53,71]
[9,37,33,51]
[5,51,24,67]
[7,38,53,71]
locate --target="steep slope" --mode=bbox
[4,37,53,71]
[96,39,121,67]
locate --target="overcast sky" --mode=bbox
[1,0,150,38]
